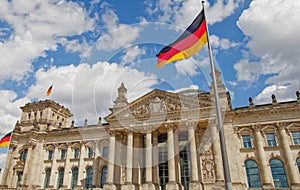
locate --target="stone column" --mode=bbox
[104,131,117,190]
[187,122,202,190]
[152,131,159,188]
[77,142,86,187]
[143,132,155,190]
[122,131,135,190]
[49,145,58,188]
[277,123,300,188]
[22,141,35,186]
[166,124,179,190]
[210,121,223,183]
[0,142,17,187]
[63,143,72,188]
[252,125,273,188]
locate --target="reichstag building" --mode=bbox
[1,70,300,190]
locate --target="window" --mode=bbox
[71,167,78,189]
[88,147,93,158]
[242,135,252,148]
[100,166,108,188]
[16,171,23,187]
[178,131,190,190]
[57,168,64,188]
[266,133,277,146]
[74,148,79,159]
[48,150,53,160]
[297,158,300,173]
[245,160,262,188]
[180,147,190,190]
[60,149,66,160]
[86,167,93,188]
[44,168,51,188]
[270,159,288,188]
[20,149,28,161]
[291,131,300,145]
[102,146,108,158]
[158,133,168,190]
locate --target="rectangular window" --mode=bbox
[20,149,28,161]
[242,135,252,148]
[74,148,79,159]
[291,131,300,145]
[266,133,277,147]
[102,146,108,158]
[88,147,93,158]
[61,149,66,159]
[48,150,53,160]
[16,172,23,187]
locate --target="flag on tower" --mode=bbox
[46,85,53,96]
[156,9,207,68]
[0,132,11,148]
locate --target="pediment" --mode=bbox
[105,89,212,122]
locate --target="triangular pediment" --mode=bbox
[105,89,212,122]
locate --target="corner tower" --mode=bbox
[16,99,73,132]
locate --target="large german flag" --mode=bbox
[0,132,11,148]
[156,9,207,68]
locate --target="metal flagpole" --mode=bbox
[201,1,232,190]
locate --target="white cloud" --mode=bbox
[254,85,297,105]
[27,62,158,124]
[121,46,146,66]
[210,35,239,50]
[0,90,30,135]
[0,0,95,83]
[175,57,210,76]
[147,0,241,30]
[96,8,141,51]
[235,0,300,104]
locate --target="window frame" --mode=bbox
[57,167,65,189]
[71,167,78,189]
[60,149,66,160]
[245,160,262,188]
[44,168,51,188]
[291,131,300,145]
[242,135,252,148]
[270,158,289,188]
[265,133,277,147]
[85,167,93,188]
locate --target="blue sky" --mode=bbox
[0,0,299,139]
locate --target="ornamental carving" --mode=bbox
[201,149,215,182]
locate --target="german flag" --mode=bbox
[156,9,207,68]
[0,132,11,148]
[46,85,53,96]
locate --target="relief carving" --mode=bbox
[201,149,215,182]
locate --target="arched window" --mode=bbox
[57,167,64,188]
[85,167,93,188]
[44,168,51,188]
[270,159,288,188]
[71,167,78,189]
[245,160,262,188]
[100,166,108,188]
[20,149,28,161]
[297,158,300,173]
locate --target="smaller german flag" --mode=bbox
[46,85,53,96]
[0,132,11,148]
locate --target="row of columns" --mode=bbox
[104,122,203,190]
[252,123,300,189]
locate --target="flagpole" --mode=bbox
[201,1,232,190]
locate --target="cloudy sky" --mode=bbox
[0,0,299,161]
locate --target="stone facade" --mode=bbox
[1,78,300,190]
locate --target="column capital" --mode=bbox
[164,123,177,132]
[186,120,198,130]
[124,129,133,135]
[108,130,116,137]
[276,121,287,131]
[251,124,262,133]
